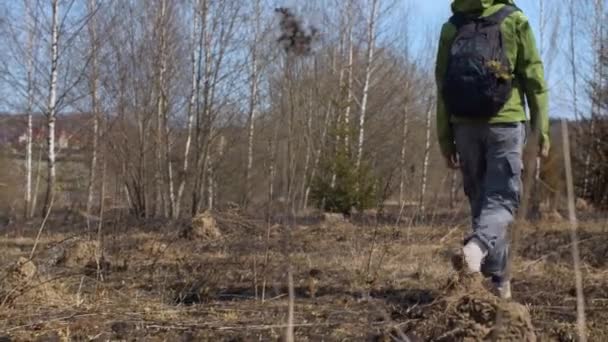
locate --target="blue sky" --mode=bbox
[1,0,600,119]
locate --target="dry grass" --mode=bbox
[0,214,607,341]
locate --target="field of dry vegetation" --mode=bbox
[0,1,606,341]
[1,208,607,341]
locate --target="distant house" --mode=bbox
[17,127,46,146]
[0,113,91,150]
[58,131,70,149]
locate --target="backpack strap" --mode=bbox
[449,13,470,29]
[483,5,520,24]
[450,13,469,29]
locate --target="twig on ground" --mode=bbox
[7,312,99,332]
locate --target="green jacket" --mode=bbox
[435,0,549,157]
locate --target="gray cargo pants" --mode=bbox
[454,122,525,282]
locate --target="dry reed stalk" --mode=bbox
[561,119,587,342]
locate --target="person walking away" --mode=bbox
[435,0,550,299]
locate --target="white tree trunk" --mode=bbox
[192,0,211,214]
[419,103,433,214]
[42,0,59,217]
[160,0,176,219]
[356,0,379,170]
[343,16,354,153]
[175,0,200,218]
[95,155,107,280]
[399,79,411,206]
[245,64,258,206]
[165,114,176,218]
[31,145,43,217]
[398,112,409,205]
[207,161,214,212]
[154,0,173,218]
[24,0,36,219]
[86,0,99,227]
[299,96,313,210]
[244,0,261,208]
[268,139,276,214]
[25,109,33,219]
[284,58,298,205]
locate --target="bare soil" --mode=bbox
[0,212,607,341]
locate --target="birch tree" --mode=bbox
[153,0,175,218]
[419,100,433,214]
[343,1,355,153]
[86,0,101,226]
[23,0,38,219]
[356,0,380,171]
[191,0,241,215]
[152,0,167,217]
[42,0,60,218]
[175,0,201,218]
[243,0,262,209]
[398,55,414,208]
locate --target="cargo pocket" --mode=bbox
[506,154,522,203]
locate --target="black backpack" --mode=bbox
[443,5,519,118]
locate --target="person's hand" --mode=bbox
[445,152,460,170]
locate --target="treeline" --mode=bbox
[0,0,605,221]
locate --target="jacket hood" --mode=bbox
[451,0,515,14]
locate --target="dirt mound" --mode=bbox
[415,275,536,341]
[46,239,111,277]
[13,257,37,280]
[139,240,168,255]
[1,257,70,307]
[0,257,38,305]
[58,240,101,268]
[412,255,536,341]
[181,212,222,240]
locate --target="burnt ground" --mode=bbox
[0,210,607,341]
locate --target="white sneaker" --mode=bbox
[462,240,487,273]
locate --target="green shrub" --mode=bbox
[310,150,377,215]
